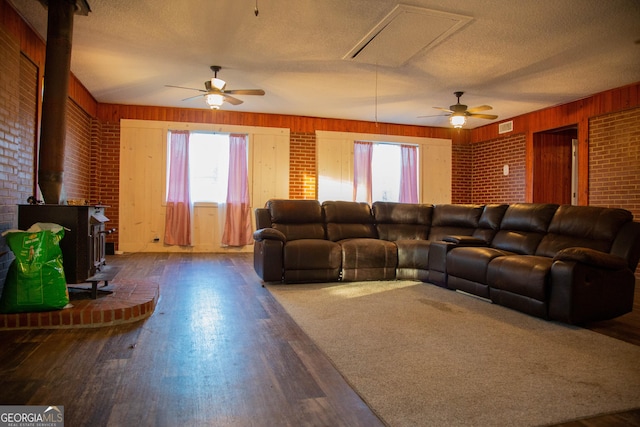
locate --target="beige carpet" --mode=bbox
[267,281,640,427]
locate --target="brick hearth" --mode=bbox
[0,279,158,329]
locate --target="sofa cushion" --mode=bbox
[284,239,342,269]
[472,204,509,243]
[395,240,431,270]
[267,199,326,240]
[488,255,555,319]
[268,199,322,223]
[255,207,272,230]
[447,247,514,285]
[283,239,342,283]
[429,204,484,241]
[488,255,554,301]
[535,205,633,257]
[340,238,398,281]
[323,201,377,241]
[490,203,558,255]
[273,223,326,241]
[373,201,433,241]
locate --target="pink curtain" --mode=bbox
[353,141,373,204]
[399,144,418,203]
[164,130,192,245]
[222,134,253,246]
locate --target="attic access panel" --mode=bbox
[344,4,472,67]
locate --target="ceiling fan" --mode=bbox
[166,66,265,109]
[424,91,498,128]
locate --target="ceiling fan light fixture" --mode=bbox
[205,94,224,109]
[450,114,466,128]
[211,77,226,91]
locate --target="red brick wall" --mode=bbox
[17,55,37,203]
[90,118,101,202]
[93,121,121,246]
[469,134,527,204]
[589,107,640,278]
[451,143,472,203]
[64,99,92,200]
[588,107,640,219]
[289,132,316,199]
[0,27,37,286]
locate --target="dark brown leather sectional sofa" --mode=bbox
[253,199,640,324]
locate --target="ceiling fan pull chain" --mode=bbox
[254,0,259,16]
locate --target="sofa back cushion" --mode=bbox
[473,204,509,243]
[255,207,272,230]
[323,201,377,241]
[372,202,433,241]
[535,205,633,257]
[491,203,558,254]
[267,199,326,241]
[611,221,640,270]
[428,204,484,241]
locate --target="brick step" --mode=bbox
[0,279,158,329]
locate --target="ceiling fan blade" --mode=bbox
[467,105,493,113]
[223,89,265,96]
[223,94,244,105]
[468,113,498,120]
[182,94,205,101]
[165,84,206,93]
[418,114,448,118]
[433,107,453,113]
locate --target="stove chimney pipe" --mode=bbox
[37,0,91,204]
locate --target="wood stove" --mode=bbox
[18,204,113,284]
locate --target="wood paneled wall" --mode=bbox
[96,103,460,140]
[471,83,640,143]
[1,0,45,68]
[118,120,289,253]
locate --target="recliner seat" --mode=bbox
[488,205,637,322]
[323,201,397,281]
[253,199,341,283]
[446,203,559,299]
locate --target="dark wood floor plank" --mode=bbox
[0,252,637,426]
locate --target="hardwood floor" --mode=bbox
[0,253,638,426]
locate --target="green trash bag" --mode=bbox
[0,223,70,313]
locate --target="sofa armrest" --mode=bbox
[253,228,286,243]
[550,253,635,324]
[442,235,488,246]
[553,247,627,270]
[254,239,284,282]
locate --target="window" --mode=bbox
[188,133,229,203]
[354,142,418,203]
[372,143,403,202]
[167,132,246,204]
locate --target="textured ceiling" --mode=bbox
[8,0,640,128]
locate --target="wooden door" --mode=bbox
[533,131,575,204]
